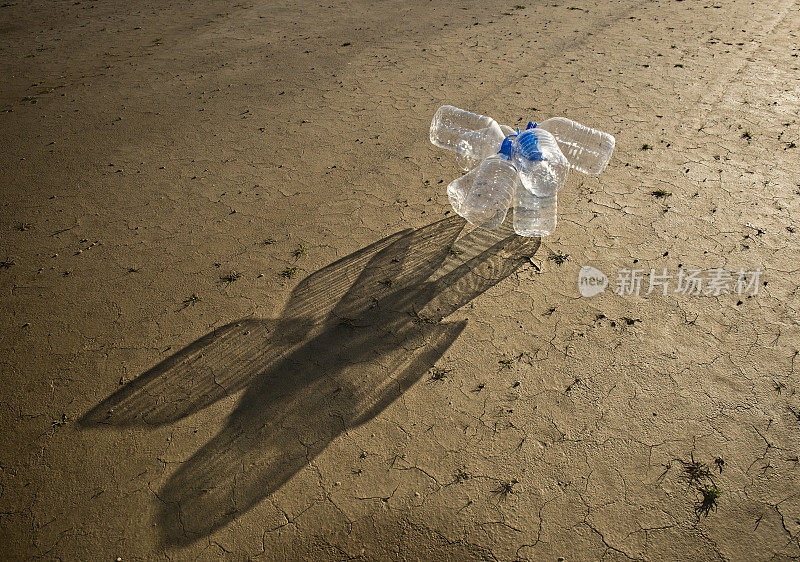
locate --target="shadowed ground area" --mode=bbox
[81,217,541,545]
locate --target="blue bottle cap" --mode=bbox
[516,129,543,162]
[497,135,515,158]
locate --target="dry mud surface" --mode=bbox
[1,0,800,560]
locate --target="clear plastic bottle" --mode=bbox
[514,190,557,237]
[430,105,506,171]
[446,169,473,218]
[499,124,517,137]
[446,137,517,230]
[512,126,570,197]
[538,117,615,175]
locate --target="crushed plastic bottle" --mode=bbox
[538,117,615,175]
[447,137,518,230]
[514,191,557,237]
[510,124,568,236]
[512,124,570,197]
[430,105,506,171]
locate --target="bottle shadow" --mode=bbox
[79,216,541,546]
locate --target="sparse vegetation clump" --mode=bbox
[681,455,712,486]
[279,266,298,279]
[51,413,70,428]
[548,251,569,265]
[428,367,451,381]
[678,454,721,518]
[220,272,241,283]
[181,294,201,308]
[292,244,306,259]
[492,479,519,500]
[695,485,720,517]
[453,468,471,484]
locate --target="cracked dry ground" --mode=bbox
[1,0,799,559]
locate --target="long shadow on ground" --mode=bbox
[80,216,541,545]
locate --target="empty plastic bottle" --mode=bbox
[538,117,615,175]
[499,124,516,137]
[447,137,518,230]
[430,105,506,171]
[514,190,557,237]
[512,125,570,197]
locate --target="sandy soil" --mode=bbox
[1,0,799,559]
